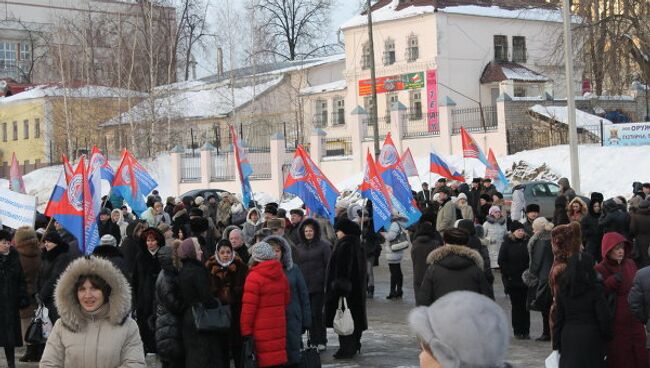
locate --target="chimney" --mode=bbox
[216,47,224,77]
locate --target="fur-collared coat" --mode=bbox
[40,257,145,368]
[415,244,492,306]
[14,226,41,319]
[206,255,248,342]
[567,197,588,223]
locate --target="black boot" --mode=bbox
[395,288,403,299]
[367,286,374,298]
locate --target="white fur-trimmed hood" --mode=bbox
[54,256,132,332]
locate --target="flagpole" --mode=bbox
[42,217,54,234]
[360,199,367,242]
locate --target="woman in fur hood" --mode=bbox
[40,256,145,368]
[567,197,588,223]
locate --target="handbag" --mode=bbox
[389,223,412,252]
[333,297,354,336]
[530,281,552,312]
[300,332,321,368]
[25,304,49,344]
[191,302,231,333]
[545,350,559,368]
[241,336,257,368]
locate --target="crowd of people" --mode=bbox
[0,177,650,367]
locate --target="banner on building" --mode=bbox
[0,186,36,229]
[358,72,425,96]
[602,122,650,146]
[426,69,439,132]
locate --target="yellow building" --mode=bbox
[0,85,146,176]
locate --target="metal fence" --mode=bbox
[210,151,235,181]
[180,153,201,182]
[451,105,498,134]
[507,122,604,154]
[248,150,272,179]
[324,137,353,157]
[402,111,439,137]
[363,117,390,140]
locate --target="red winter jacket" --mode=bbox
[240,260,290,367]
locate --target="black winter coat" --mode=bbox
[37,242,71,322]
[0,248,28,348]
[411,231,442,297]
[297,218,332,294]
[467,235,494,293]
[154,251,184,361]
[630,265,650,347]
[631,208,650,269]
[91,245,129,280]
[120,222,144,281]
[98,219,122,244]
[498,234,530,292]
[416,245,492,306]
[132,244,162,352]
[581,212,603,263]
[599,200,630,237]
[325,235,367,332]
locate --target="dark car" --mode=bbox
[503,181,589,219]
[179,189,229,201]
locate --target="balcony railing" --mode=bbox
[451,105,498,134]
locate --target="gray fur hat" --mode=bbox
[408,291,509,368]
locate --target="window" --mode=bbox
[531,183,550,197]
[512,36,526,63]
[314,99,328,127]
[547,183,560,196]
[385,93,399,123]
[0,41,17,68]
[363,96,375,124]
[12,121,17,140]
[409,90,423,120]
[19,43,31,62]
[514,86,526,97]
[23,120,29,139]
[2,123,6,142]
[34,118,40,138]
[493,35,508,62]
[332,97,345,125]
[361,42,371,70]
[406,34,419,62]
[383,38,396,66]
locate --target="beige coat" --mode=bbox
[40,257,145,368]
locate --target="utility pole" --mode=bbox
[366,0,380,158]
[562,0,580,193]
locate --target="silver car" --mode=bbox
[503,181,562,219]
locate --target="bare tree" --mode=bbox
[253,0,338,61]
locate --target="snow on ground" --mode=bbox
[5,144,648,213]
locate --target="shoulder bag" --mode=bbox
[333,297,354,336]
[191,301,231,333]
[300,331,322,368]
[390,223,412,252]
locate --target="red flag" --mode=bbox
[485,149,498,179]
[460,128,489,166]
[9,152,26,193]
[62,154,74,183]
[400,148,419,177]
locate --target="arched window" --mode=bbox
[406,33,419,62]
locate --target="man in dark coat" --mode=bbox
[98,207,122,244]
[411,222,442,297]
[154,246,184,367]
[522,204,540,237]
[416,228,492,306]
[498,222,531,339]
[13,226,41,362]
[630,258,650,359]
[0,230,28,368]
[456,219,494,297]
[119,220,148,282]
[582,192,604,263]
[325,219,367,359]
[416,182,433,210]
[38,231,72,323]
[631,200,650,269]
[468,178,482,216]
[480,178,498,198]
[286,209,304,246]
[92,234,129,279]
[599,198,631,237]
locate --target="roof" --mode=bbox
[100,75,285,127]
[300,80,347,96]
[480,61,549,83]
[341,0,566,30]
[528,105,613,128]
[0,84,147,104]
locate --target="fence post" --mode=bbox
[495,94,510,156]
[310,128,326,166]
[200,143,214,187]
[600,119,604,146]
[390,101,407,153]
[350,106,367,171]
[438,97,456,155]
[269,133,285,199]
[170,145,184,196]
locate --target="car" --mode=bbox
[502,181,589,219]
[178,189,230,201]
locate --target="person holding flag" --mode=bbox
[230,125,254,208]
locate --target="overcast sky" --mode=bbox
[194,0,360,79]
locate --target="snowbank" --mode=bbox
[529,105,613,127]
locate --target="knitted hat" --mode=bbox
[457,193,467,201]
[532,217,554,233]
[250,242,276,263]
[551,222,582,260]
[409,291,509,368]
[178,238,199,260]
[488,205,502,216]
[157,223,171,234]
[334,218,361,236]
[525,204,541,213]
[99,234,117,247]
[194,196,205,205]
[510,221,525,232]
[43,231,64,246]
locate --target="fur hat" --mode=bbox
[14,226,38,246]
[43,231,64,246]
[457,193,467,201]
[443,228,469,246]
[488,205,502,216]
[480,194,491,202]
[551,222,582,260]
[289,209,304,217]
[266,218,285,231]
[100,207,111,216]
[532,217,554,233]
[455,219,475,236]
[525,204,541,213]
[157,223,171,234]
[408,291,509,368]
[510,221,525,232]
[590,192,604,204]
[249,241,276,263]
[472,178,482,184]
[189,217,209,235]
[99,234,117,247]
[194,196,205,205]
[334,218,361,236]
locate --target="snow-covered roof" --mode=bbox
[0,85,147,104]
[528,105,613,128]
[480,61,549,83]
[341,0,435,30]
[439,5,573,23]
[300,80,347,95]
[100,75,285,127]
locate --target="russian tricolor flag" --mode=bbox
[44,158,85,251]
[430,152,465,182]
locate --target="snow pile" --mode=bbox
[529,105,613,127]
[0,85,147,104]
[300,80,347,95]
